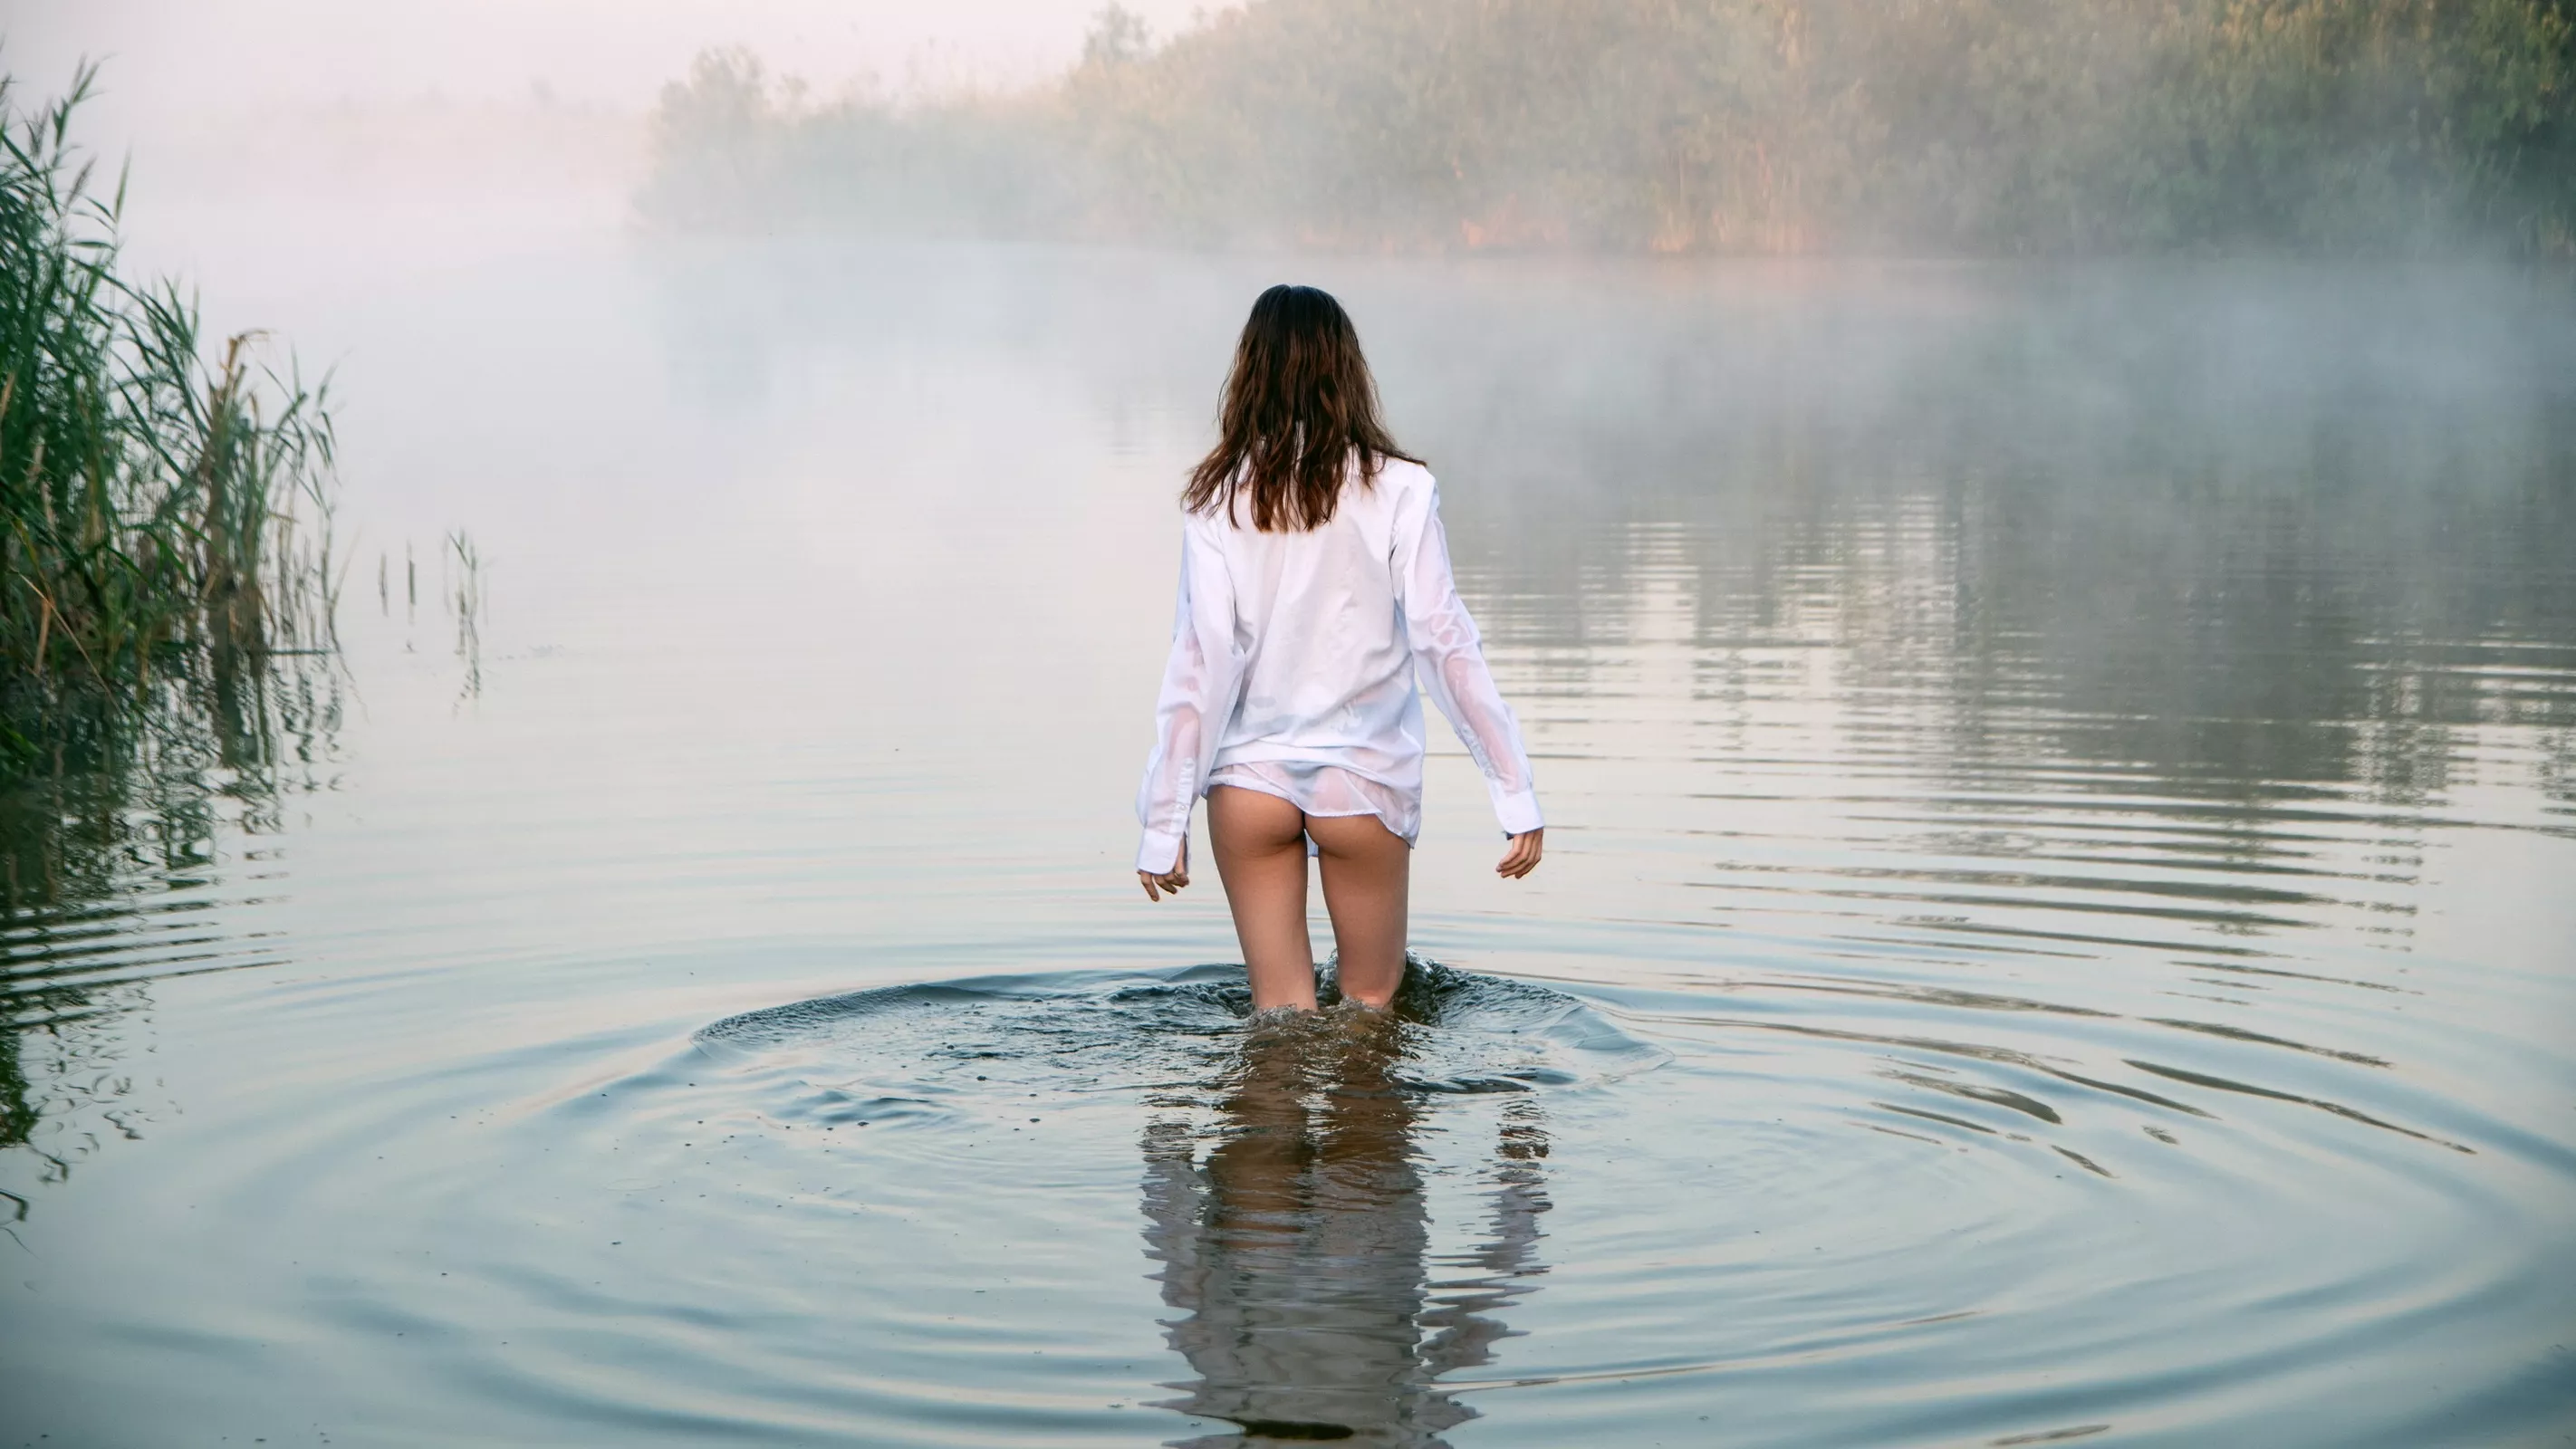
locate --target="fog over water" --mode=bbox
[3,7,2574,1448]
[8,0,1199,267]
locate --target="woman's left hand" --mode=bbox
[1138,839,1191,901]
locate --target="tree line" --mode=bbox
[641,0,2574,256]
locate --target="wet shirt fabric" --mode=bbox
[1134,458,1543,874]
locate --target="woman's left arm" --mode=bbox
[1135,518,1239,899]
[1394,478,1545,877]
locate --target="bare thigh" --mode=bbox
[1306,812,1410,1008]
[1206,786,1317,1012]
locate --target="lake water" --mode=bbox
[3,235,2572,1448]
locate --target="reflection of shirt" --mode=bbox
[1134,459,1544,873]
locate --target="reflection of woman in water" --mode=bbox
[1139,1019,1552,1447]
[1133,285,1546,1011]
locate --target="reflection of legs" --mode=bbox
[1207,786,1317,1012]
[1309,812,1410,1008]
[1154,1021,1446,1443]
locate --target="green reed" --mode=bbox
[0,64,340,719]
[0,65,351,1172]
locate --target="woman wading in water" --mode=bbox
[1134,284,1544,1012]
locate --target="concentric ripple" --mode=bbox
[269,959,1668,1448]
[134,946,2549,1449]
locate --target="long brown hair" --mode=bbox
[1183,284,1418,532]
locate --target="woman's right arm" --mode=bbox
[1136,518,1240,889]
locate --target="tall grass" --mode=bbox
[0,63,349,1168]
[0,64,340,720]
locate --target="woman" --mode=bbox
[1133,284,1544,1012]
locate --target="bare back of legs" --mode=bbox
[1206,784,1411,1012]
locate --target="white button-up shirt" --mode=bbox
[1135,458,1543,873]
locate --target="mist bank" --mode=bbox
[639,0,2576,257]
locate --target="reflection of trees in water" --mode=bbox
[0,657,338,1205]
[1141,1018,1549,1448]
[2542,729,2576,811]
[1415,271,2576,817]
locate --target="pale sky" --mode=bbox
[10,0,1210,125]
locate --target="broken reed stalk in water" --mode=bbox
[0,63,341,706]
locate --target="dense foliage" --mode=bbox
[641,0,2576,255]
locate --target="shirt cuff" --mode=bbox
[1137,828,1185,874]
[1490,787,1544,837]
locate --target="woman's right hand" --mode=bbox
[1497,828,1543,879]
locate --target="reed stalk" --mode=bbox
[0,63,340,739]
[0,64,346,1166]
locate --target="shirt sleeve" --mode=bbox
[1135,516,1243,873]
[1392,477,1544,837]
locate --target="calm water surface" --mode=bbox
[3,238,2572,1448]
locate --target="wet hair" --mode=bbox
[1183,284,1418,533]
